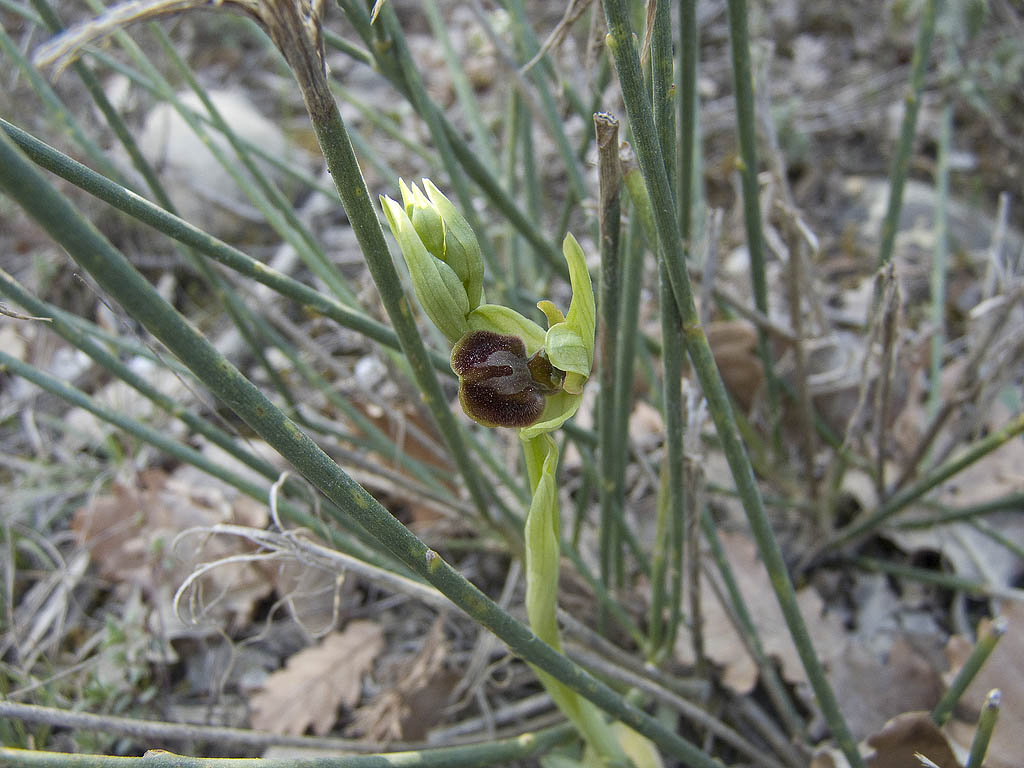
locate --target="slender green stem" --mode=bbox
[892,492,1024,529]
[965,689,1001,768]
[933,617,1007,725]
[600,2,861,762]
[0,43,724,768]
[500,0,587,203]
[595,111,623,596]
[723,0,781,451]
[0,722,575,768]
[878,0,942,267]
[855,558,1022,600]
[650,0,685,658]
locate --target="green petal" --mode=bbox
[544,233,595,381]
[403,180,445,259]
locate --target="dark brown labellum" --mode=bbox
[451,330,563,428]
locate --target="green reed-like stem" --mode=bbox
[965,689,1001,768]
[0,722,575,768]
[0,117,722,768]
[595,111,624,595]
[650,0,685,658]
[878,0,942,267]
[724,0,781,452]
[933,616,1007,726]
[600,1,861,762]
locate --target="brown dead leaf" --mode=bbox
[864,712,962,768]
[674,530,847,693]
[942,601,1024,768]
[829,635,944,739]
[708,320,763,413]
[249,620,384,736]
[72,468,271,641]
[347,616,454,741]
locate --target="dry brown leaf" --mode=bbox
[249,620,384,736]
[347,616,454,741]
[72,468,271,641]
[674,530,847,693]
[708,320,763,413]
[942,601,1024,768]
[864,711,962,768]
[829,635,944,740]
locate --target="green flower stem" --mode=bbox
[521,435,630,767]
[933,617,1007,725]
[818,410,1024,555]
[878,0,942,267]
[965,690,1001,768]
[0,722,575,768]
[600,1,861,763]
[2,57,723,768]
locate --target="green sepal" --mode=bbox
[467,304,546,356]
[423,179,484,311]
[400,179,445,259]
[381,195,469,343]
[519,390,582,440]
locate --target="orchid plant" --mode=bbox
[381,180,650,767]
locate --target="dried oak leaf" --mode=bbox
[942,601,1024,768]
[864,711,962,768]
[72,468,271,640]
[347,616,455,741]
[674,530,847,694]
[249,620,384,736]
